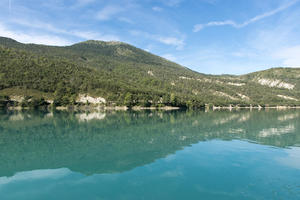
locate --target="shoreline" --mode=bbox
[211,106,300,110]
[3,105,300,111]
[4,105,181,111]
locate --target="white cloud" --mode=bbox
[194,0,300,32]
[11,18,66,35]
[152,6,163,12]
[129,30,185,50]
[272,45,300,67]
[194,20,236,32]
[161,54,176,61]
[96,5,123,21]
[71,30,120,41]
[0,22,72,46]
[158,36,185,50]
[231,50,258,58]
[118,17,134,24]
[5,19,120,42]
[245,5,300,68]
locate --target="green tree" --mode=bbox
[124,92,133,107]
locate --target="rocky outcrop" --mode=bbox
[77,94,106,104]
[256,78,295,90]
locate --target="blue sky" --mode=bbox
[0,0,300,74]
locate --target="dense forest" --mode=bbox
[0,36,300,108]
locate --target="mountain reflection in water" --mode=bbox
[0,110,299,177]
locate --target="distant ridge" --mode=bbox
[0,36,299,108]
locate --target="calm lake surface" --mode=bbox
[0,110,299,200]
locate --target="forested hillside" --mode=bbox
[0,36,300,108]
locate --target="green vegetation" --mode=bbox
[0,36,300,108]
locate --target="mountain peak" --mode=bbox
[0,36,300,108]
[79,40,126,46]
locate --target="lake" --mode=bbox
[0,110,299,200]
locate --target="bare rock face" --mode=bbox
[77,94,106,104]
[256,78,295,90]
[277,95,298,101]
[9,96,24,103]
[147,70,154,76]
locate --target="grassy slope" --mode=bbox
[0,36,300,107]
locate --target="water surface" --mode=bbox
[0,110,300,199]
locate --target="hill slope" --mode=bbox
[0,36,300,108]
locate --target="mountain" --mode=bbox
[0,36,300,108]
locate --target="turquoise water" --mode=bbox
[0,110,300,200]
